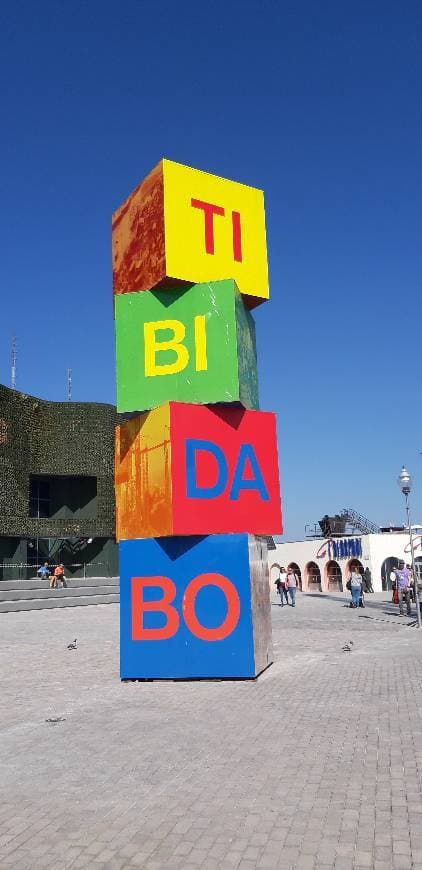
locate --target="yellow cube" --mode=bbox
[112,158,269,307]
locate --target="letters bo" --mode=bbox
[112,158,269,306]
[119,534,273,679]
[131,573,240,642]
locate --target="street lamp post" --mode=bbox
[398,466,421,629]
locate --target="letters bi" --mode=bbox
[185,439,269,501]
[131,573,240,641]
[144,316,207,378]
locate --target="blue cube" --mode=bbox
[120,534,273,680]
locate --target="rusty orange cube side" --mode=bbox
[112,161,166,295]
[115,404,172,540]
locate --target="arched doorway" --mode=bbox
[381,557,400,591]
[287,562,302,591]
[326,560,343,591]
[346,558,364,579]
[306,561,321,592]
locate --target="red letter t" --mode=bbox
[191,198,225,255]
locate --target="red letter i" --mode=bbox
[232,211,242,262]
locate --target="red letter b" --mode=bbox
[131,576,179,640]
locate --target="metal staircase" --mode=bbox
[340,508,380,535]
[306,508,380,539]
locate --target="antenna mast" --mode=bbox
[67,368,72,401]
[11,336,17,390]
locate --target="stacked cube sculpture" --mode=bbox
[113,158,282,680]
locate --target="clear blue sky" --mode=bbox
[1,0,421,539]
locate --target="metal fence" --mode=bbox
[0,562,116,580]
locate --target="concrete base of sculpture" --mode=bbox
[120,533,273,680]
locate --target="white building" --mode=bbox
[268,531,422,593]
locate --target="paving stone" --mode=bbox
[334,860,353,870]
[354,851,373,866]
[1,595,422,869]
[392,859,411,870]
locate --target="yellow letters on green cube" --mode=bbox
[114,279,259,413]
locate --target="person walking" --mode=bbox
[395,562,412,617]
[275,567,289,606]
[274,571,283,605]
[406,564,414,601]
[390,565,399,603]
[348,569,362,608]
[416,571,422,622]
[363,567,374,593]
[286,567,298,607]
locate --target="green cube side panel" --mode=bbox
[115,280,259,413]
[235,290,259,411]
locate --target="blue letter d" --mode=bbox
[185,439,228,499]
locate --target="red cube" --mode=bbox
[115,402,282,539]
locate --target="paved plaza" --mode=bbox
[2,591,422,870]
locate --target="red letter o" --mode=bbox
[183,573,240,641]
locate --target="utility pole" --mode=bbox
[11,336,17,390]
[67,368,72,402]
[398,466,421,629]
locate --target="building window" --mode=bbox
[29,478,51,517]
[28,475,98,519]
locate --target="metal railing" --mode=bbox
[340,508,380,535]
[0,562,116,580]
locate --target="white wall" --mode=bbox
[367,533,415,589]
[268,532,416,593]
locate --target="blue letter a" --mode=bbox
[185,439,228,499]
[229,444,269,501]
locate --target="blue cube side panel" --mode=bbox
[119,534,256,679]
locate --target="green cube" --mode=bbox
[115,279,259,413]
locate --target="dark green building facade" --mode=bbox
[0,384,118,579]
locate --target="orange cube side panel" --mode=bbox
[115,405,172,539]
